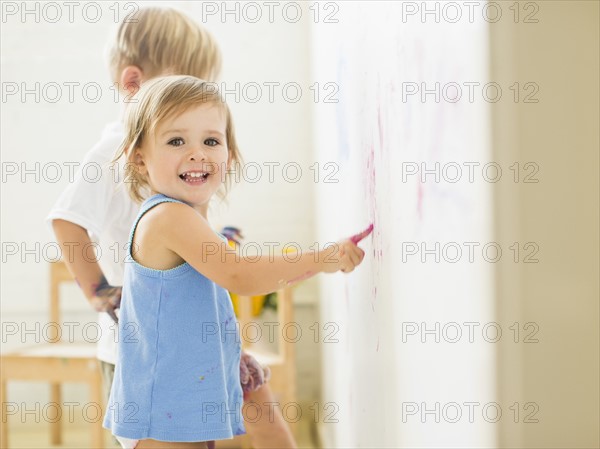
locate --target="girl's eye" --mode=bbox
[168,137,185,147]
[204,138,220,147]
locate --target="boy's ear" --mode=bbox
[120,66,144,95]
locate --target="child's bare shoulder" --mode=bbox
[140,201,211,241]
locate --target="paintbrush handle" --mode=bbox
[350,223,374,244]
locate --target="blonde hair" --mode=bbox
[107,7,221,83]
[114,75,242,203]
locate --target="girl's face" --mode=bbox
[135,103,230,218]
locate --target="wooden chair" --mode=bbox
[0,261,104,449]
[231,287,298,449]
[236,288,297,408]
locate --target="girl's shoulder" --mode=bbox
[132,199,194,271]
[138,198,196,231]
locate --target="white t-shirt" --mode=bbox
[46,121,139,364]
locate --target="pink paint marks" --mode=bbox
[366,143,377,220]
[286,271,315,286]
[360,78,389,319]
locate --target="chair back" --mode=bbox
[49,261,74,343]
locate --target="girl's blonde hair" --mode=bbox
[114,75,242,203]
[107,6,221,83]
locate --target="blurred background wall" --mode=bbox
[491,1,599,447]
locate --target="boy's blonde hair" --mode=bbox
[107,7,221,83]
[115,75,242,203]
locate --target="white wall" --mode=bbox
[312,2,495,447]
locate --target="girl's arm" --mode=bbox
[155,203,365,296]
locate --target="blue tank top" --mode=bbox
[103,193,245,442]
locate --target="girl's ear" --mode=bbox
[119,65,144,96]
[133,149,148,175]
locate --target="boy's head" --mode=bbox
[116,75,242,204]
[107,7,221,91]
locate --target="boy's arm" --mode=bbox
[52,219,121,322]
[240,351,271,393]
[156,203,364,296]
[45,122,126,321]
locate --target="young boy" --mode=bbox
[47,7,296,448]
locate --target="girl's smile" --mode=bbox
[179,170,210,184]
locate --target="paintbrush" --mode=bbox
[349,223,374,245]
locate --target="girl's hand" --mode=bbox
[319,225,372,274]
[320,239,366,274]
[240,352,271,393]
[90,278,122,323]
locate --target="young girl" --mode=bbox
[49,7,292,448]
[102,75,367,449]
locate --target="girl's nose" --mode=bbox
[188,146,207,161]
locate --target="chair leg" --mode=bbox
[90,375,104,449]
[50,383,61,444]
[1,380,8,449]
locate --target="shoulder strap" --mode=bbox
[127,193,187,250]
[127,193,229,250]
